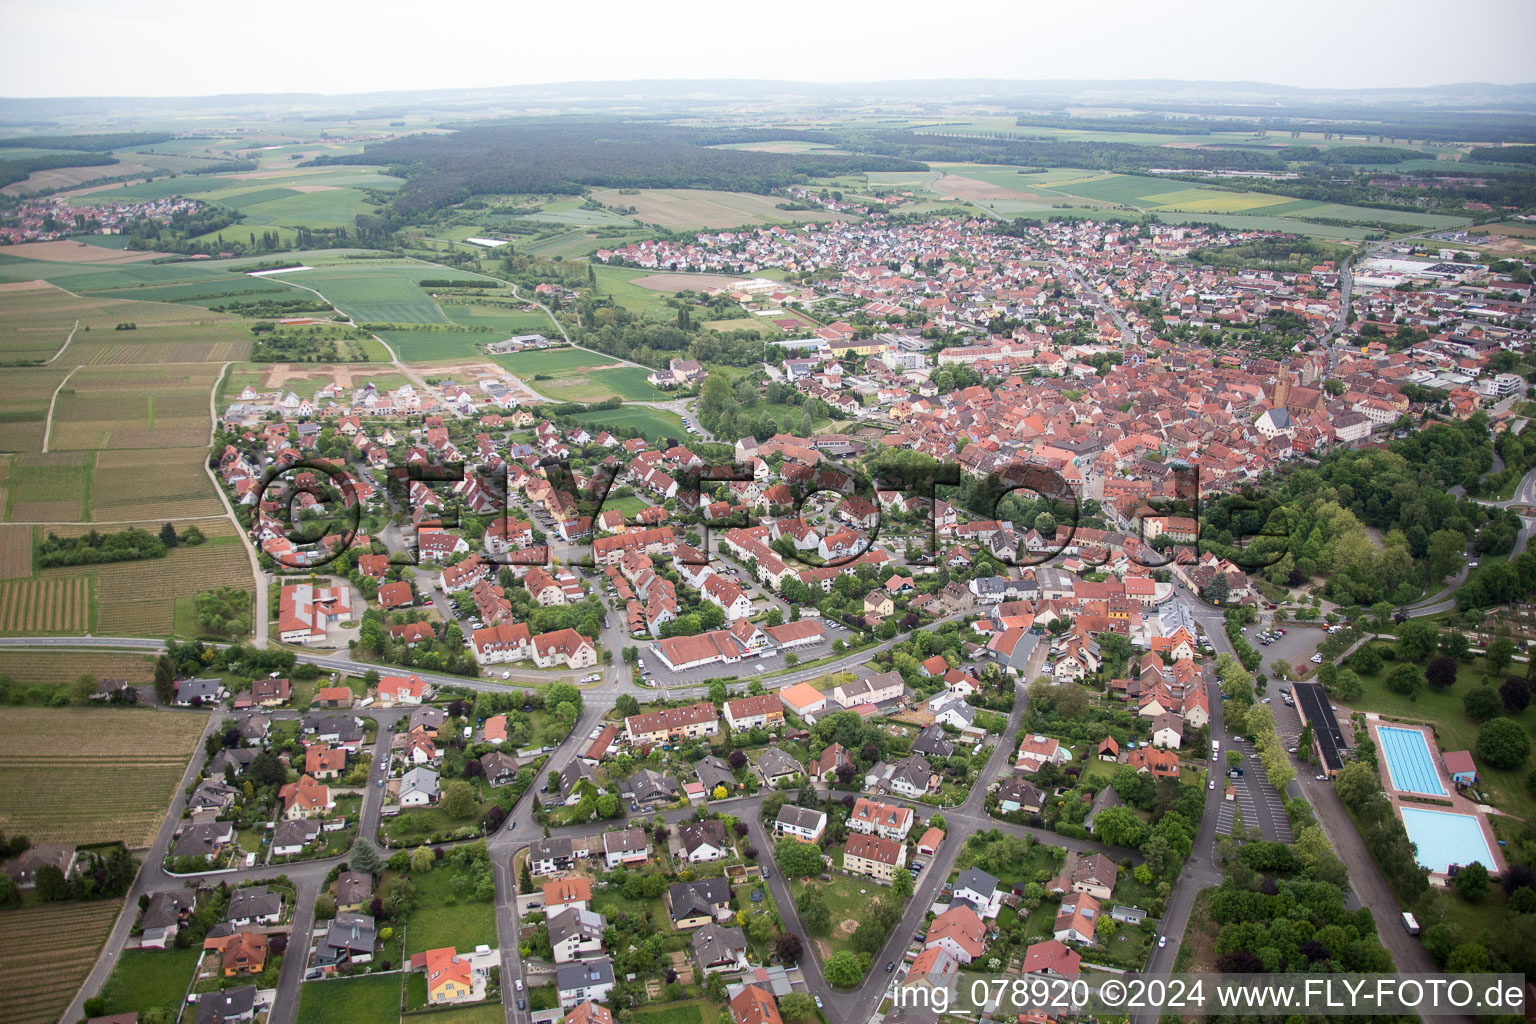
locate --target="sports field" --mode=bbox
[0,707,207,845]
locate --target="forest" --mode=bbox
[311,122,926,220]
[0,131,173,151]
[0,151,116,189]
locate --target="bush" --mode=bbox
[1464,686,1503,722]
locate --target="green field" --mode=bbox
[289,263,489,324]
[529,367,666,403]
[295,972,401,1024]
[591,265,677,316]
[372,329,485,363]
[441,303,558,336]
[95,947,200,1016]
[492,349,608,375]
[573,405,685,443]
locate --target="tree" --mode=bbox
[1351,643,1383,676]
[1476,717,1532,770]
[615,694,640,717]
[892,868,914,898]
[775,932,804,965]
[823,949,864,987]
[708,681,728,705]
[795,886,831,935]
[70,672,98,703]
[1425,656,1458,692]
[1333,761,1380,811]
[927,813,946,831]
[777,838,824,879]
[441,781,477,820]
[409,846,435,875]
[0,874,20,910]
[349,838,383,876]
[1453,861,1490,902]
[1486,636,1516,676]
[1464,686,1503,722]
[519,860,533,894]
[1427,529,1465,582]
[1396,620,1438,663]
[314,893,337,920]
[1092,806,1145,849]
[153,655,176,704]
[1386,663,1422,697]
[1501,676,1531,713]
[778,993,815,1022]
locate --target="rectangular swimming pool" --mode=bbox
[1399,807,1495,874]
[1377,725,1448,797]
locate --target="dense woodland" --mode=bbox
[313,122,925,221]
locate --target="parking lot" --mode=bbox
[1243,622,1328,694]
[1215,735,1294,842]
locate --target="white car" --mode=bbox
[1310,653,1323,664]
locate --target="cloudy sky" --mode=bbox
[1,0,1532,98]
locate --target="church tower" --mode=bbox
[1273,365,1292,411]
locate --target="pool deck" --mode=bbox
[1364,716,1507,881]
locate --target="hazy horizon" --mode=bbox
[2,0,1534,100]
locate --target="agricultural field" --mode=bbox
[0,281,87,361]
[5,452,91,521]
[588,187,855,230]
[526,367,666,403]
[371,328,486,363]
[0,524,30,578]
[0,900,123,1024]
[37,519,253,636]
[0,368,71,453]
[440,302,559,337]
[494,197,637,227]
[0,707,207,846]
[493,348,608,375]
[90,448,223,521]
[49,363,223,451]
[0,649,154,685]
[287,262,489,324]
[591,265,681,316]
[0,576,90,633]
[572,405,686,443]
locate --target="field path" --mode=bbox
[203,362,268,647]
[44,318,80,364]
[40,365,79,453]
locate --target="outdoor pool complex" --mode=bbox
[1398,807,1495,874]
[1377,725,1448,796]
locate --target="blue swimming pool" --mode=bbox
[1377,726,1448,796]
[1399,807,1495,874]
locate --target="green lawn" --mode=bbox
[526,367,667,403]
[95,947,200,1015]
[414,1002,507,1024]
[397,866,499,955]
[1347,652,1536,821]
[295,972,402,1024]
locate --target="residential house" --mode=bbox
[772,805,827,844]
[843,832,907,883]
[530,837,576,876]
[601,828,649,870]
[848,798,914,841]
[925,904,986,964]
[549,906,607,963]
[557,959,615,1009]
[1053,892,1100,945]
[666,878,732,930]
[678,820,730,863]
[692,922,748,975]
